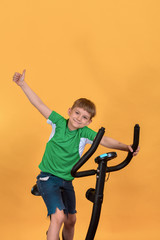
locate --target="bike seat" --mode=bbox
[31,184,41,196]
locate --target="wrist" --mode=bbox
[120,143,131,152]
[20,81,26,88]
[127,145,133,152]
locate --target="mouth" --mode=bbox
[73,119,81,124]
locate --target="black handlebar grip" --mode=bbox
[132,124,140,152]
[106,124,140,173]
[71,127,105,177]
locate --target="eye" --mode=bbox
[83,116,88,120]
[75,111,79,115]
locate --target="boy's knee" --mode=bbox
[64,214,76,228]
[50,209,66,226]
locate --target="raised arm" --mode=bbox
[13,70,52,119]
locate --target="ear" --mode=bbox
[68,108,72,116]
[86,118,92,126]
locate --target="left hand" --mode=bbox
[128,145,140,156]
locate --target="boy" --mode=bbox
[13,70,139,240]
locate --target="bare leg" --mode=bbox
[47,208,65,240]
[62,214,76,240]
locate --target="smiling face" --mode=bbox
[68,107,92,131]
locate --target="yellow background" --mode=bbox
[0,0,160,239]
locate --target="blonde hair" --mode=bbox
[71,98,96,119]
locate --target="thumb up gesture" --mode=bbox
[13,69,26,87]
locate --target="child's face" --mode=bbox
[68,107,92,131]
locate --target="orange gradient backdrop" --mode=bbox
[0,0,160,239]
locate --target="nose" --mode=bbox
[76,115,81,121]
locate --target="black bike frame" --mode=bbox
[71,124,140,240]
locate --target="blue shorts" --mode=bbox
[36,172,77,216]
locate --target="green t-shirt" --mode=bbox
[39,111,97,180]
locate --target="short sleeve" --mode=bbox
[81,127,97,141]
[47,111,63,124]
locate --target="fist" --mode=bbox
[13,69,26,86]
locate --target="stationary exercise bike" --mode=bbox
[31,124,140,240]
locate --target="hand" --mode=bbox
[128,145,140,156]
[13,69,26,87]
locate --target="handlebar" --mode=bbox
[71,124,140,177]
[71,127,105,177]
